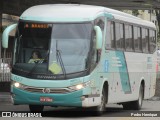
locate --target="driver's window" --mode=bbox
[94,17,104,61]
[90,30,97,71]
[94,17,105,32]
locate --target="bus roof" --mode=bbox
[20,4,156,29]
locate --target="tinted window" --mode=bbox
[149,30,156,53]
[142,28,146,52]
[145,29,149,53]
[134,27,141,52]
[115,23,124,49]
[106,21,115,49]
[125,25,133,51]
[143,29,149,53]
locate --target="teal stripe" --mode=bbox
[115,51,131,93]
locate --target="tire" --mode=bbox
[133,84,144,110]
[29,105,44,112]
[123,84,144,110]
[91,88,107,115]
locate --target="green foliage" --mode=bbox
[155,10,160,44]
[132,10,139,16]
[157,33,160,43]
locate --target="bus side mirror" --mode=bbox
[94,26,102,49]
[2,24,17,48]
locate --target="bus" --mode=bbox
[2,4,157,115]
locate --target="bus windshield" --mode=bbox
[13,21,92,79]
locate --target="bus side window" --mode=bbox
[115,23,120,49]
[149,30,156,53]
[134,27,138,51]
[141,28,149,53]
[106,21,115,49]
[125,25,133,51]
[142,28,146,53]
[115,22,124,50]
[145,29,149,53]
[134,26,141,52]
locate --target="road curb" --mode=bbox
[149,96,160,101]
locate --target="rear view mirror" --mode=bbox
[94,26,102,49]
[2,24,17,48]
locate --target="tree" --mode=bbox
[132,10,139,16]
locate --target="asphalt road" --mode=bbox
[0,100,160,120]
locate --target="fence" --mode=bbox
[0,58,11,82]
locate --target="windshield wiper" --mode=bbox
[56,40,66,79]
[15,35,22,63]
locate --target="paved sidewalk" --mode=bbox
[149,96,160,101]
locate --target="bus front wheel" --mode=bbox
[91,88,107,115]
[29,105,44,112]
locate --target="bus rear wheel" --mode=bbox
[29,105,44,112]
[123,84,144,110]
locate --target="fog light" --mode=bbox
[14,82,20,88]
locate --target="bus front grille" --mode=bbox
[23,87,72,94]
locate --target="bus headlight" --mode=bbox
[76,84,83,90]
[14,82,20,88]
[69,81,91,91]
[11,81,25,89]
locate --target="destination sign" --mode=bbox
[25,23,49,28]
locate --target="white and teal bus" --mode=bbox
[2,4,157,114]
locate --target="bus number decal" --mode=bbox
[104,60,109,72]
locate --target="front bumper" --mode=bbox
[11,87,83,107]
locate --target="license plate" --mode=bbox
[40,97,53,102]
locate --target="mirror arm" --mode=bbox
[2,24,17,48]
